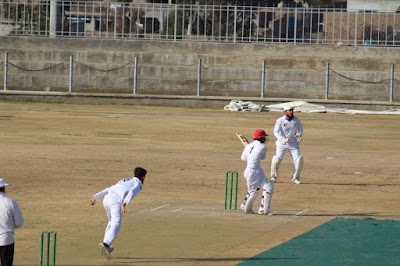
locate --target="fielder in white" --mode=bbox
[90,167,147,260]
[271,105,304,184]
[0,178,24,266]
[240,129,274,215]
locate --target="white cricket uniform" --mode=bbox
[92,177,143,246]
[241,140,269,192]
[0,192,24,246]
[273,115,303,161]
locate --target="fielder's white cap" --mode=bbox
[283,105,294,111]
[0,178,9,188]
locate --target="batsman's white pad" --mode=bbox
[271,155,282,179]
[244,190,259,213]
[260,182,274,214]
[240,193,250,210]
[293,156,304,180]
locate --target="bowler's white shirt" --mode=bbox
[0,192,24,245]
[92,177,142,206]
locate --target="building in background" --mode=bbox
[332,0,347,8]
[347,0,400,12]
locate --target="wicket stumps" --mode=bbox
[40,231,57,266]
[224,171,238,209]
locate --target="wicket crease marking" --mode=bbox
[150,204,170,211]
[172,208,183,212]
[296,209,309,216]
[344,210,359,218]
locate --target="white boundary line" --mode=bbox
[150,204,169,211]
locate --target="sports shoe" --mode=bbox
[292,178,301,185]
[258,209,275,215]
[99,246,114,255]
[98,243,112,260]
[240,203,245,211]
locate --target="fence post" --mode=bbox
[197,58,201,96]
[390,64,394,102]
[174,7,178,41]
[113,7,117,40]
[294,7,297,45]
[325,62,330,100]
[3,52,8,91]
[354,12,358,46]
[233,6,237,44]
[69,55,73,93]
[133,56,138,95]
[49,0,57,37]
[261,61,265,98]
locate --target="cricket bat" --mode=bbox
[236,133,249,146]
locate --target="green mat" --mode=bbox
[238,218,400,266]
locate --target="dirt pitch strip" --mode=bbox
[0,101,399,265]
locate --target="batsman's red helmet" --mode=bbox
[253,129,268,140]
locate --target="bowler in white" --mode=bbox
[90,167,147,260]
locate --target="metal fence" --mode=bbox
[2,54,399,102]
[1,1,400,46]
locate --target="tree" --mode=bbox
[304,0,334,7]
[175,1,286,7]
[168,0,260,41]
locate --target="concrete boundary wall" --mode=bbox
[0,36,399,109]
[1,36,399,71]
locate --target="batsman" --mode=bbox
[239,129,274,215]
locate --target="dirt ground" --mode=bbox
[0,101,399,266]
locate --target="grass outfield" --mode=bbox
[0,101,399,265]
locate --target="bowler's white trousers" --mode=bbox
[102,194,123,246]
